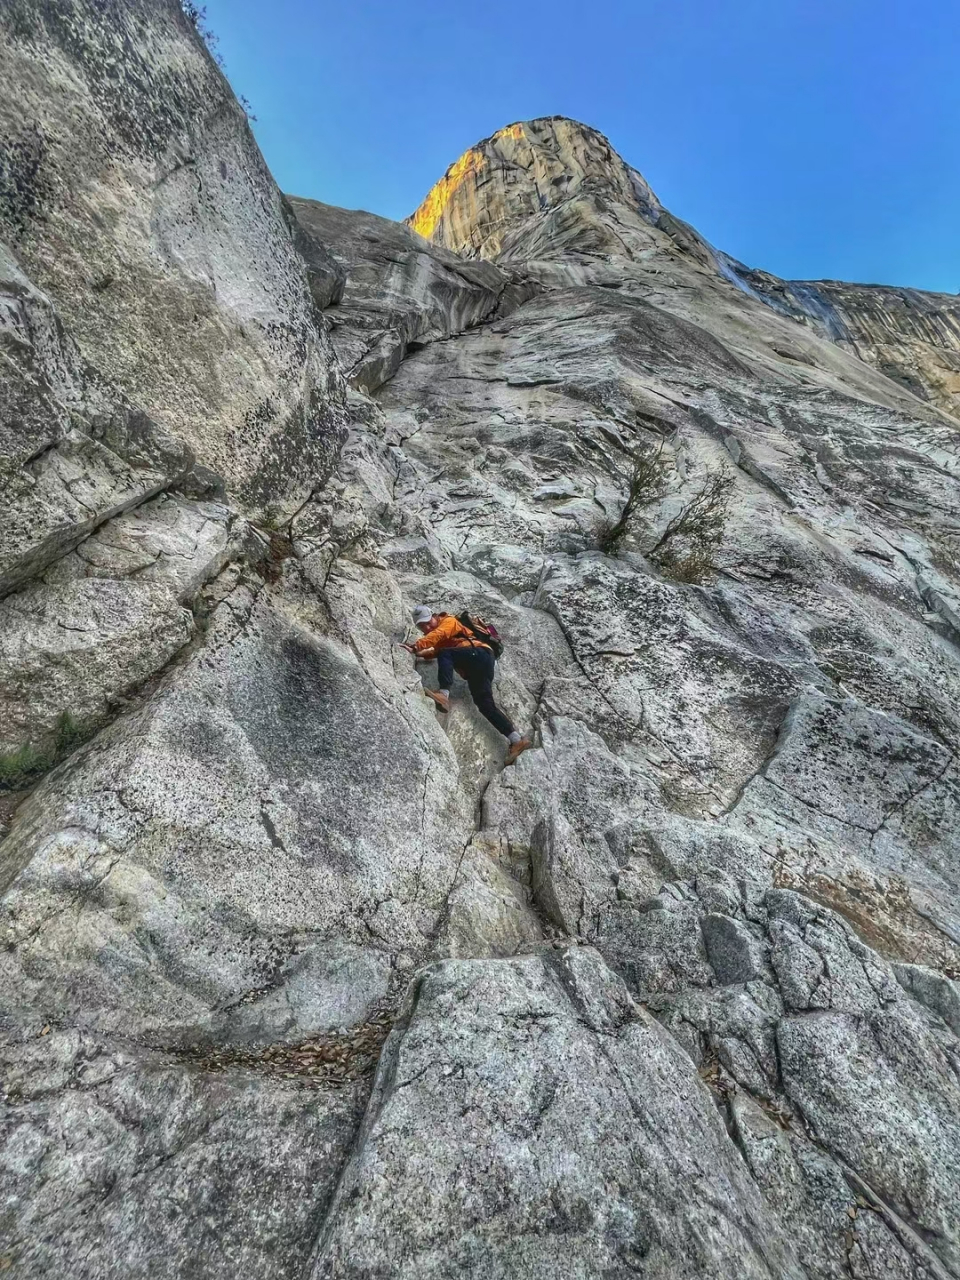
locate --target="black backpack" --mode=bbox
[457,611,504,659]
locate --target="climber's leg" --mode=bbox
[436,648,456,692]
[454,647,515,736]
[455,648,531,764]
[424,648,454,712]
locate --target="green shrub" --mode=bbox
[53,710,83,754]
[599,442,669,554]
[0,710,86,790]
[650,468,733,583]
[0,742,45,789]
[656,544,716,584]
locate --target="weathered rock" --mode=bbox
[729,690,960,951]
[603,880,960,1275]
[729,1090,936,1280]
[0,493,243,764]
[43,492,237,601]
[0,578,193,757]
[410,115,960,420]
[0,242,192,596]
[0,0,346,506]
[893,961,960,1037]
[406,117,657,262]
[2,45,960,1280]
[313,948,804,1279]
[288,197,514,392]
[0,1029,366,1280]
[721,265,960,421]
[0,581,478,1041]
[283,195,347,309]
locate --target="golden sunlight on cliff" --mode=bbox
[408,123,526,241]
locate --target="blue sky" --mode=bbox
[201,0,959,292]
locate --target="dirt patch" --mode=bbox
[175,1008,396,1089]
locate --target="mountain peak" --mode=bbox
[406,116,657,259]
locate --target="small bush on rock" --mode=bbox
[599,442,668,554]
[0,743,44,789]
[600,444,734,583]
[180,3,220,57]
[656,544,716,584]
[179,2,257,118]
[53,710,84,755]
[651,468,733,583]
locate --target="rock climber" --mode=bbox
[402,605,531,765]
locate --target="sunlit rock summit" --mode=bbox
[409,115,960,419]
[2,11,959,1279]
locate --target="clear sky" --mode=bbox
[200,0,959,293]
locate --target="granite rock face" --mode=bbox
[2,33,960,1280]
[0,0,346,506]
[723,267,960,421]
[314,948,805,1280]
[288,196,518,394]
[0,241,193,597]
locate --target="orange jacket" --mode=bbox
[412,614,489,654]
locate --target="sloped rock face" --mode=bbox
[288,196,519,393]
[0,0,346,506]
[314,949,805,1279]
[719,265,960,421]
[812,282,960,415]
[2,34,960,1280]
[0,242,193,597]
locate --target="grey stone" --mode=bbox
[46,493,237,601]
[313,949,803,1279]
[283,194,347,309]
[893,962,960,1037]
[0,578,193,755]
[0,1033,365,1280]
[0,493,242,754]
[0,243,192,596]
[778,1006,960,1273]
[208,940,394,1047]
[0,0,346,506]
[0,587,475,1041]
[287,197,513,393]
[729,1090,932,1280]
[702,911,766,984]
[607,881,960,1274]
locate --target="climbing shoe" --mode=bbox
[425,689,450,713]
[504,737,532,766]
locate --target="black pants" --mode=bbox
[437,645,515,738]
